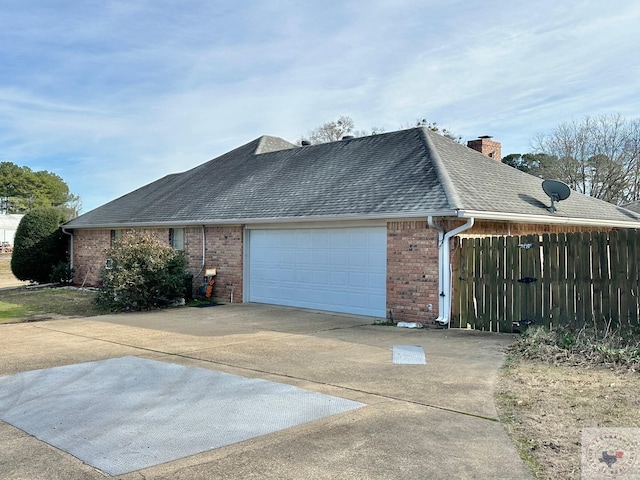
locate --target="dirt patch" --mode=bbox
[496,337,640,479]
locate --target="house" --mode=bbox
[63,127,640,325]
[0,214,23,246]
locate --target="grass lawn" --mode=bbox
[0,300,28,320]
[1,254,102,323]
[0,287,102,323]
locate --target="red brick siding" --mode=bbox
[386,221,440,324]
[72,226,244,303]
[467,138,502,161]
[201,226,243,303]
[72,229,112,286]
[440,219,612,236]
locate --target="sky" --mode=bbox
[1,1,639,213]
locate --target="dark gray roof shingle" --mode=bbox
[623,201,640,214]
[65,128,640,228]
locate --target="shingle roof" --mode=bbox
[427,132,640,226]
[623,201,640,214]
[65,128,640,228]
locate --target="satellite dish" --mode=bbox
[542,179,571,213]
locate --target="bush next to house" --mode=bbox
[95,231,188,312]
[11,207,69,283]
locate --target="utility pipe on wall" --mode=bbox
[427,217,445,323]
[61,227,73,269]
[428,216,475,326]
[195,225,206,278]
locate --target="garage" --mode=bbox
[247,226,386,317]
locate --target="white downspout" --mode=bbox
[61,227,73,269]
[427,217,445,323]
[195,225,206,278]
[428,217,475,326]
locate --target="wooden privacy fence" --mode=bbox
[451,230,639,333]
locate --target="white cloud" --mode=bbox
[0,0,639,211]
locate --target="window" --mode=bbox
[170,228,184,250]
[110,229,123,246]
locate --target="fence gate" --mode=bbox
[451,230,639,333]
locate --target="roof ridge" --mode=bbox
[418,128,462,210]
[254,135,298,155]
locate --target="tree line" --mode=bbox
[0,162,80,219]
[503,114,640,205]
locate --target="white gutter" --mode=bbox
[61,210,459,230]
[428,216,475,327]
[61,227,73,269]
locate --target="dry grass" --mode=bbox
[495,327,640,479]
[0,255,102,322]
[0,287,102,323]
[0,254,28,289]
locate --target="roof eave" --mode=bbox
[63,209,459,230]
[457,209,640,229]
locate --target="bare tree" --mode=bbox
[411,118,463,143]
[531,114,640,204]
[301,115,463,146]
[299,115,383,145]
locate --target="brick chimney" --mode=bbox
[467,135,501,162]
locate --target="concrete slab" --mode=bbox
[0,356,363,476]
[0,304,532,479]
[392,345,427,364]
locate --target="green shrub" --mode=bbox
[11,207,68,283]
[95,231,188,312]
[49,262,75,285]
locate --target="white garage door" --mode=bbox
[248,227,386,317]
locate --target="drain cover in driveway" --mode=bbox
[0,356,364,476]
[392,345,426,364]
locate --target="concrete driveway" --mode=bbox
[0,304,532,479]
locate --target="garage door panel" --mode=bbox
[329,271,348,286]
[280,268,296,282]
[312,231,330,247]
[348,272,368,288]
[369,251,386,265]
[248,227,386,317]
[312,250,329,264]
[295,250,312,264]
[295,268,313,283]
[370,272,386,286]
[313,270,329,284]
[329,251,348,265]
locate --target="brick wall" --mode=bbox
[386,221,440,324]
[201,226,243,303]
[72,229,112,286]
[441,219,612,236]
[467,137,502,161]
[72,226,244,303]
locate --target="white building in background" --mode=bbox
[0,214,23,244]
